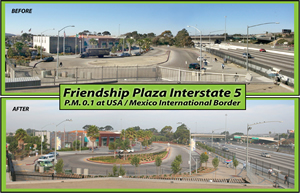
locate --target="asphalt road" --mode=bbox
[213,47,294,78]
[58,143,197,176]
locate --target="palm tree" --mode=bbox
[89,38,98,48]
[126,128,136,148]
[126,38,135,55]
[120,129,126,141]
[15,128,28,150]
[108,142,118,158]
[136,39,144,53]
[144,130,153,148]
[136,130,145,151]
[86,125,100,152]
[143,38,151,51]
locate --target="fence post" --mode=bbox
[146,169,147,176]
[76,68,78,84]
[178,69,181,82]
[116,66,118,81]
[137,65,138,80]
[52,173,54,180]
[288,169,290,188]
[102,66,103,81]
[256,159,257,174]
[54,70,56,85]
[262,161,263,175]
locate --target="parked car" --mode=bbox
[261,152,271,158]
[222,147,229,152]
[39,160,53,168]
[259,48,266,52]
[47,152,59,156]
[42,56,54,62]
[134,52,141,56]
[37,155,55,163]
[127,148,135,153]
[189,63,206,71]
[242,53,252,58]
[119,53,131,57]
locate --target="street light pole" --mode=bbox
[54,119,72,170]
[187,26,202,68]
[225,16,227,43]
[246,121,282,175]
[56,25,75,79]
[246,22,279,71]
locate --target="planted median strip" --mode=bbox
[87,148,170,165]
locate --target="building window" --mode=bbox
[109,137,114,144]
[102,137,107,146]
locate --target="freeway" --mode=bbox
[59,143,196,176]
[210,143,295,178]
[211,46,294,78]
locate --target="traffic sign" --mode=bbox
[252,137,259,140]
[234,136,241,139]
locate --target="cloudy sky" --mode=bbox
[5,99,295,136]
[5,2,294,36]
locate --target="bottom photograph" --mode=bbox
[2,98,298,191]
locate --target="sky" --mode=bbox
[4,2,295,37]
[5,99,295,135]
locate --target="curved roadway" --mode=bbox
[59,143,196,176]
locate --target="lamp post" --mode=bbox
[54,119,72,168]
[209,30,223,62]
[40,28,55,60]
[211,128,223,148]
[56,25,75,79]
[187,26,202,68]
[40,123,53,155]
[246,121,282,175]
[246,22,279,71]
[224,16,227,43]
[225,114,227,145]
[79,136,81,152]
[177,122,191,175]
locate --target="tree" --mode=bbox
[136,39,144,53]
[171,159,181,174]
[14,42,24,56]
[104,125,113,131]
[212,157,219,178]
[119,164,126,176]
[89,38,98,48]
[155,156,162,175]
[174,124,189,144]
[102,31,111,36]
[120,129,126,140]
[108,142,118,158]
[86,125,100,153]
[143,38,152,50]
[112,164,118,176]
[73,140,81,150]
[136,130,145,151]
[159,30,174,45]
[118,139,130,160]
[126,38,135,55]
[144,130,153,148]
[54,159,64,174]
[130,155,141,176]
[15,128,28,149]
[97,32,102,36]
[233,159,239,175]
[174,28,193,47]
[7,47,17,58]
[175,155,182,164]
[8,141,18,154]
[160,126,172,135]
[200,153,209,168]
[126,127,137,147]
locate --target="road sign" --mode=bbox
[252,137,259,140]
[234,136,241,139]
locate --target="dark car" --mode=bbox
[242,53,252,58]
[119,53,131,57]
[189,63,200,69]
[42,56,54,62]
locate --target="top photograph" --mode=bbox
[2,1,298,95]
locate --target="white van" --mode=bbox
[37,154,55,163]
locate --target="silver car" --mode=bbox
[261,152,271,158]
